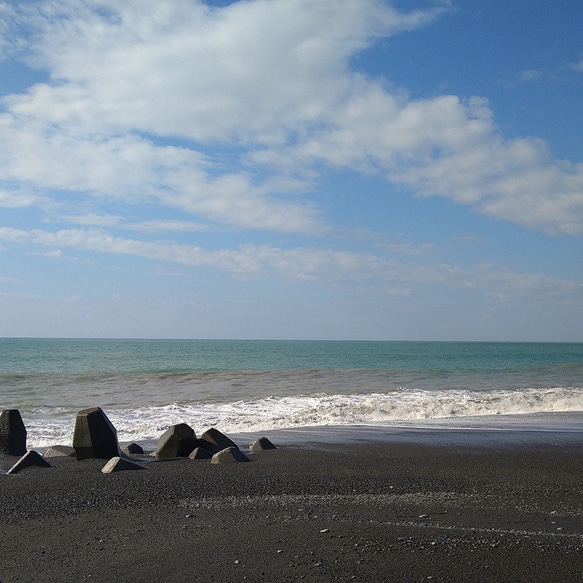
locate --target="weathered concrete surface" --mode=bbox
[198,428,239,454]
[101,456,147,474]
[155,423,196,459]
[122,443,144,455]
[7,451,52,474]
[44,445,76,458]
[0,409,27,456]
[211,446,250,464]
[73,407,120,461]
[188,447,213,460]
[250,437,277,451]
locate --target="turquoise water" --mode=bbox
[0,339,582,447]
[2,338,582,373]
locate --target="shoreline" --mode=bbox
[19,410,583,452]
[2,423,582,582]
[141,410,583,453]
[3,411,582,471]
[229,411,583,448]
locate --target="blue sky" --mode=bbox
[0,0,582,341]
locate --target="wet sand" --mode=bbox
[1,428,582,582]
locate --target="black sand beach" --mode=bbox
[1,429,582,582]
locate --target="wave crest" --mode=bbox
[23,386,583,448]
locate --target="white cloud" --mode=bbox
[0,226,580,304]
[53,213,122,228]
[0,0,581,237]
[27,248,64,259]
[511,69,550,85]
[0,188,38,208]
[124,219,209,234]
[567,59,583,72]
[0,113,322,232]
[10,0,447,142]
[0,3,15,59]
[0,226,29,242]
[279,90,583,234]
[54,212,209,233]
[518,69,544,82]
[0,0,449,235]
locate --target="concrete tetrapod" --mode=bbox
[44,445,76,458]
[250,437,277,451]
[198,428,239,454]
[0,409,27,456]
[7,451,52,474]
[155,423,196,459]
[211,447,250,464]
[188,447,213,460]
[101,456,147,473]
[122,442,144,455]
[73,407,120,461]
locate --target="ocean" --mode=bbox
[1,338,582,449]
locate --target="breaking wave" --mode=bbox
[24,386,583,448]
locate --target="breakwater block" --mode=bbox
[155,423,196,459]
[198,428,239,454]
[73,407,120,461]
[188,447,213,460]
[101,456,147,473]
[122,442,144,455]
[44,445,76,458]
[0,409,27,456]
[250,437,277,451]
[7,450,52,474]
[211,446,249,464]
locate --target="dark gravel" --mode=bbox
[1,439,582,582]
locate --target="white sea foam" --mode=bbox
[24,386,583,448]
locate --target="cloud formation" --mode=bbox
[1,0,580,238]
[9,0,445,140]
[0,226,580,309]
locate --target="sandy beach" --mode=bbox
[1,427,582,582]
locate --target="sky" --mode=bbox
[0,0,582,341]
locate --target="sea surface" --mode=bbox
[1,338,582,449]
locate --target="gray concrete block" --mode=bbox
[7,450,52,474]
[211,446,250,464]
[155,423,196,459]
[73,407,120,461]
[0,409,27,456]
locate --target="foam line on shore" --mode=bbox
[226,412,583,450]
[21,390,583,449]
